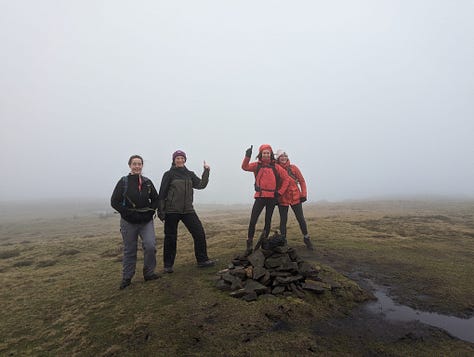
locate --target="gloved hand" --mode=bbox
[245,145,253,158]
[157,211,166,222]
[300,196,307,203]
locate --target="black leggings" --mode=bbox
[248,197,277,240]
[278,203,308,237]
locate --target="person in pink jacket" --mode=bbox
[242,144,290,254]
[275,149,313,250]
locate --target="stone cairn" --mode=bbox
[215,232,331,301]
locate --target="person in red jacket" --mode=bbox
[242,144,290,254]
[275,149,314,250]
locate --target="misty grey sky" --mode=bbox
[1,1,473,204]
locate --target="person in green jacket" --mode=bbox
[157,150,215,273]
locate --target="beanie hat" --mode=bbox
[259,144,273,153]
[275,149,287,160]
[172,150,187,162]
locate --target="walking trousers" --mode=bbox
[163,212,209,268]
[120,218,157,280]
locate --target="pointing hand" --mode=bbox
[245,145,253,158]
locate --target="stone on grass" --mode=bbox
[215,232,334,301]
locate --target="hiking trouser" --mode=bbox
[248,197,277,240]
[278,203,308,237]
[120,218,157,280]
[163,212,209,268]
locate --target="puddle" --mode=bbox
[364,287,474,343]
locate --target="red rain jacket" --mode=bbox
[276,160,307,206]
[242,157,290,199]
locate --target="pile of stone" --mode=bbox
[215,233,332,301]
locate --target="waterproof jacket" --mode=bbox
[111,174,159,224]
[276,160,307,206]
[241,156,290,199]
[158,165,209,214]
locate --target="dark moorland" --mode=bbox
[0,199,473,356]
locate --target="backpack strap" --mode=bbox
[272,164,281,190]
[142,175,152,194]
[121,176,128,207]
[254,163,281,192]
[286,166,298,183]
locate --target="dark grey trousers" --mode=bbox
[120,218,157,280]
[163,212,209,268]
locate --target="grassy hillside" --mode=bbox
[0,200,473,356]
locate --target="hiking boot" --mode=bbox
[197,259,216,268]
[304,236,314,251]
[144,273,161,281]
[119,278,131,290]
[163,267,174,273]
[245,239,253,256]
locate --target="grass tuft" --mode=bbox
[0,249,20,259]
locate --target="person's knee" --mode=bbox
[142,240,156,251]
[123,242,137,255]
[164,234,177,242]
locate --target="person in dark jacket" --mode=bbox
[157,150,215,273]
[275,149,313,250]
[111,155,161,290]
[241,144,290,255]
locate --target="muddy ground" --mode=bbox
[307,248,473,350]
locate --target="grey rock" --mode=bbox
[252,266,267,280]
[242,291,258,302]
[229,289,247,298]
[272,246,289,254]
[218,240,324,301]
[270,271,292,277]
[259,271,272,285]
[231,266,247,279]
[216,279,231,291]
[274,275,304,285]
[302,280,329,294]
[276,261,299,272]
[247,250,265,268]
[272,286,286,295]
[298,261,319,277]
[244,279,268,295]
[265,254,291,269]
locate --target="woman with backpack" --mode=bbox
[111,155,161,290]
[157,150,215,273]
[241,144,290,255]
[275,149,313,250]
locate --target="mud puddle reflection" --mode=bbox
[364,285,474,343]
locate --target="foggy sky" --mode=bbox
[1,1,473,205]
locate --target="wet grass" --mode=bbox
[0,199,473,355]
[310,201,474,317]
